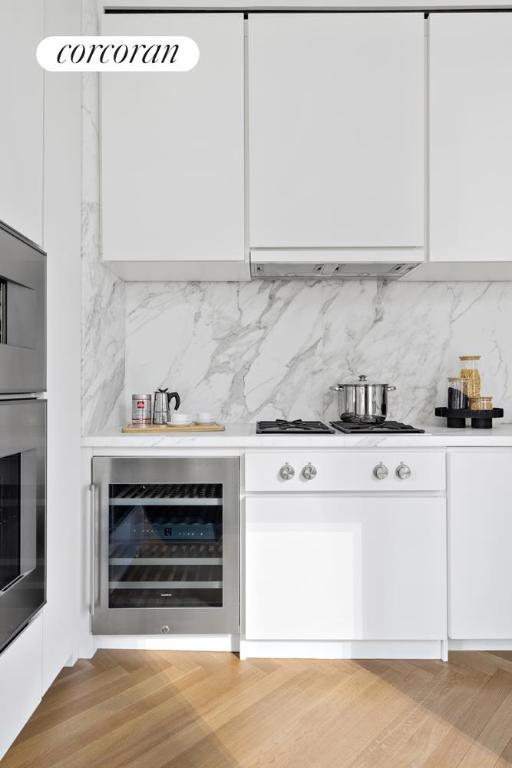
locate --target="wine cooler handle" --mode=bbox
[89,483,97,616]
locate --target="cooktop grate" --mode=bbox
[331,421,425,434]
[257,420,335,434]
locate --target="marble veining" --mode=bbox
[124,280,512,426]
[81,0,125,435]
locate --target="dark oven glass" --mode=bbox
[0,454,21,590]
[108,483,225,609]
[0,221,46,394]
[0,400,46,653]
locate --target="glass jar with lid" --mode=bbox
[470,395,493,411]
[459,355,481,399]
[447,377,468,410]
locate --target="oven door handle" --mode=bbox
[89,483,98,616]
[0,570,33,594]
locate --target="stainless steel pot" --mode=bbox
[330,375,397,424]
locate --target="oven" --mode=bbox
[0,399,46,653]
[91,457,239,635]
[0,220,46,394]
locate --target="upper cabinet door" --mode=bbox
[101,13,245,263]
[0,0,43,246]
[248,14,425,252]
[430,14,512,263]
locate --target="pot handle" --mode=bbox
[387,386,397,392]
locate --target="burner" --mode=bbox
[257,419,335,434]
[330,421,424,434]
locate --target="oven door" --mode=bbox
[0,221,46,394]
[0,399,46,653]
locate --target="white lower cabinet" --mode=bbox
[449,449,512,639]
[0,614,43,759]
[245,496,446,641]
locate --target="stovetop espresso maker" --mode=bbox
[153,387,181,424]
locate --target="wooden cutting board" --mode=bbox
[122,423,225,433]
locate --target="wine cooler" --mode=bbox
[90,457,239,635]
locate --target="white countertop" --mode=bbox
[81,422,512,449]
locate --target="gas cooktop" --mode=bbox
[256,420,335,434]
[256,420,424,435]
[330,421,425,434]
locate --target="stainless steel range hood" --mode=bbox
[250,261,420,280]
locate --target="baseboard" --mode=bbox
[449,639,512,651]
[239,639,446,661]
[94,634,240,652]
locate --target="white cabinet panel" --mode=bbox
[0,0,43,245]
[248,13,425,252]
[43,0,82,691]
[0,615,42,760]
[430,14,512,262]
[449,450,512,639]
[101,13,245,263]
[245,496,446,641]
[245,451,445,493]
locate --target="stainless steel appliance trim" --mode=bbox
[109,558,223,566]
[0,572,30,594]
[109,581,224,590]
[91,457,240,635]
[0,278,6,344]
[0,219,45,255]
[109,498,223,507]
[89,483,97,616]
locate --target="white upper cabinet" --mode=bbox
[248,13,425,258]
[430,13,512,263]
[0,0,44,246]
[101,13,246,279]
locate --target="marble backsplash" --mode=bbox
[121,279,512,427]
[81,0,125,435]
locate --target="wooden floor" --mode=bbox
[4,650,512,767]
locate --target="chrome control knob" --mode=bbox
[396,462,412,480]
[279,463,295,481]
[302,463,318,481]
[373,462,389,480]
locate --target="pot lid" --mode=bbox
[337,375,387,386]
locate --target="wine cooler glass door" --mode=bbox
[91,458,239,635]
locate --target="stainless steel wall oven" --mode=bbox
[0,221,46,394]
[0,220,46,655]
[91,458,239,635]
[0,399,46,653]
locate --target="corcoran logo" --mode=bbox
[36,35,200,72]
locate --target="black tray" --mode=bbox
[435,407,504,429]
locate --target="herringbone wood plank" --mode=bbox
[3,650,512,767]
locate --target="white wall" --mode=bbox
[0,1,82,759]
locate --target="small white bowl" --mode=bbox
[169,413,193,426]
[196,412,216,424]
